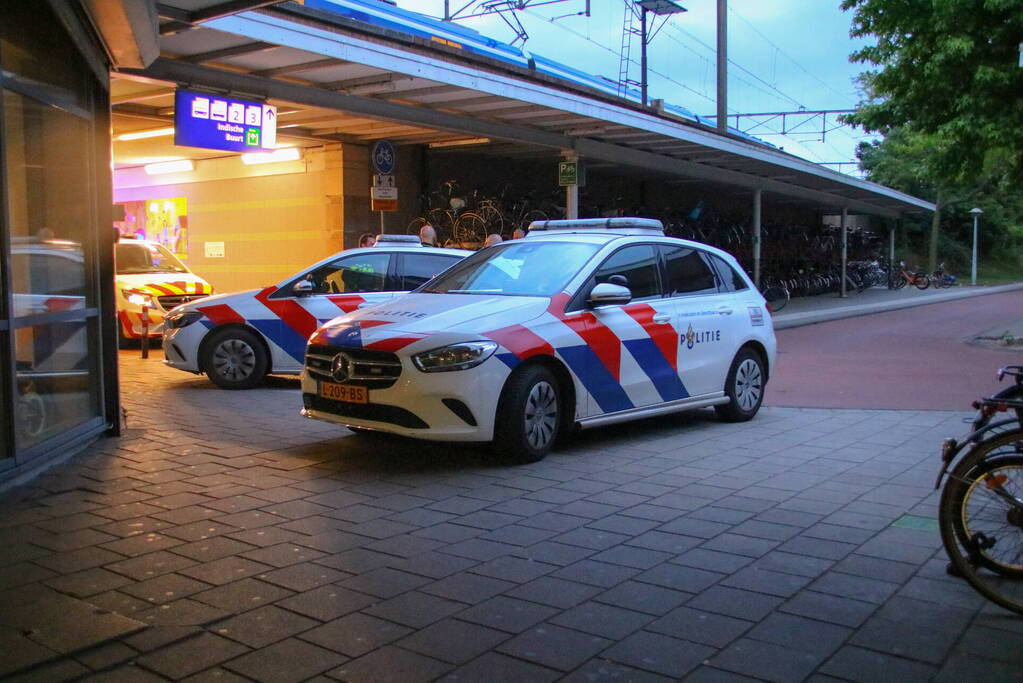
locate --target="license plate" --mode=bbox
[320,381,368,404]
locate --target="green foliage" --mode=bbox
[841,0,1023,184]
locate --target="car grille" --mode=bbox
[306,344,402,389]
[158,294,209,311]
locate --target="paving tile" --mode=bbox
[672,548,753,573]
[456,595,558,634]
[120,573,210,605]
[275,585,376,622]
[601,631,715,678]
[820,645,937,682]
[74,640,137,671]
[468,555,557,583]
[43,567,132,598]
[439,652,560,683]
[300,612,412,657]
[170,537,256,563]
[746,612,852,656]
[720,565,813,597]
[809,571,900,604]
[780,590,877,628]
[224,638,345,683]
[34,546,124,574]
[0,629,60,677]
[337,566,431,599]
[562,660,676,683]
[550,601,653,639]
[314,548,396,574]
[133,598,231,626]
[5,658,89,682]
[505,576,601,609]
[212,605,319,648]
[509,540,594,566]
[327,645,450,683]
[422,572,514,604]
[849,616,961,664]
[137,632,250,680]
[636,563,723,593]
[104,550,196,581]
[192,578,293,613]
[162,520,241,542]
[685,585,783,621]
[363,590,465,628]
[497,623,611,671]
[551,560,640,588]
[648,605,752,647]
[257,562,349,591]
[176,557,269,587]
[387,551,478,580]
[399,618,509,664]
[596,580,691,616]
[709,637,824,683]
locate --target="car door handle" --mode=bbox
[652,313,672,324]
[717,307,734,315]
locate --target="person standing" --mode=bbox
[419,224,437,247]
[358,233,376,248]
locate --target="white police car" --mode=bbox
[162,236,470,388]
[300,218,776,461]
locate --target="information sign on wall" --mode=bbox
[204,242,225,258]
[175,89,277,153]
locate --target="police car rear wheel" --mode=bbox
[495,365,560,462]
[715,348,764,422]
[204,328,268,390]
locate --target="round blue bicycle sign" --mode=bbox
[371,140,396,175]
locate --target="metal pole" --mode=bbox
[840,207,848,298]
[889,224,896,288]
[140,304,149,359]
[716,0,727,132]
[640,8,648,107]
[971,214,978,285]
[379,211,385,235]
[752,188,761,289]
[564,152,579,219]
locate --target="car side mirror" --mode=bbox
[292,279,315,297]
[588,282,632,307]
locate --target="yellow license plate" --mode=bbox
[320,382,368,404]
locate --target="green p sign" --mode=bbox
[558,161,578,186]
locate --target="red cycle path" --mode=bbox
[765,291,1023,410]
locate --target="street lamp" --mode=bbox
[969,207,983,285]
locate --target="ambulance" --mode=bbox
[115,237,213,343]
[300,218,777,462]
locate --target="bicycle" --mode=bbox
[894,261,930,290]
[936,366,1023,615]
[932,262,957,289]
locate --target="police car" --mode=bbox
[300,218,777,461]
[162,236,470,389]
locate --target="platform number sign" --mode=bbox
[371,141,396,175]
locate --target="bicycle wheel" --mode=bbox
[939,430,1023,615]
[894,275,908,290]
[761,285,789,313]
[454,212,487,246]
[914,273,931,290]
[476,204,505,236]
[406,216,428,235]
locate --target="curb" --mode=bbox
[772,282,1023,330]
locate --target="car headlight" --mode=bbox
[164,310,204,330]
[412,341,498,372]
[122,290,154,307]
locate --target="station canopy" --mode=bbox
[112,0,934,218]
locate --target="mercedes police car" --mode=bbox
[162,236,470,389]
[300,218,776,461]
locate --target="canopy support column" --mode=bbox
[840,207,848,298]
[752,187,762,289]
[563,151,579,219]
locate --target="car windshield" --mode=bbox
[422,241,601,296]
[116,242,189,274]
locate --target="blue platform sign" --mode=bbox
[371,140,396,174]
[174,89,277,153]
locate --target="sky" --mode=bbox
[394,0,879,175]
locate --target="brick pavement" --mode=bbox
[1,351,1021,681]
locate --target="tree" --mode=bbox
[841,0,1023,184]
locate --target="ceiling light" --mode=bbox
[428,138,491,148]
[143,159,194,175]
[241,147,302,165]
[118,127,176,141]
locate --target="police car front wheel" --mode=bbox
[203,328,269,390]
[715,348,765,422]
[495,364,561,463]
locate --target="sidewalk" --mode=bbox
[1,348,1021,680]
[772,282,1023,330]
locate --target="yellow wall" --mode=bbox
[114,144,348,293]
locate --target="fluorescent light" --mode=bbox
[241,148,302,165]
[118,127,176,141]
[144,159,194,175]
[428,138,491,148]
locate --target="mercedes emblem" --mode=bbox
[330,353,352,382]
